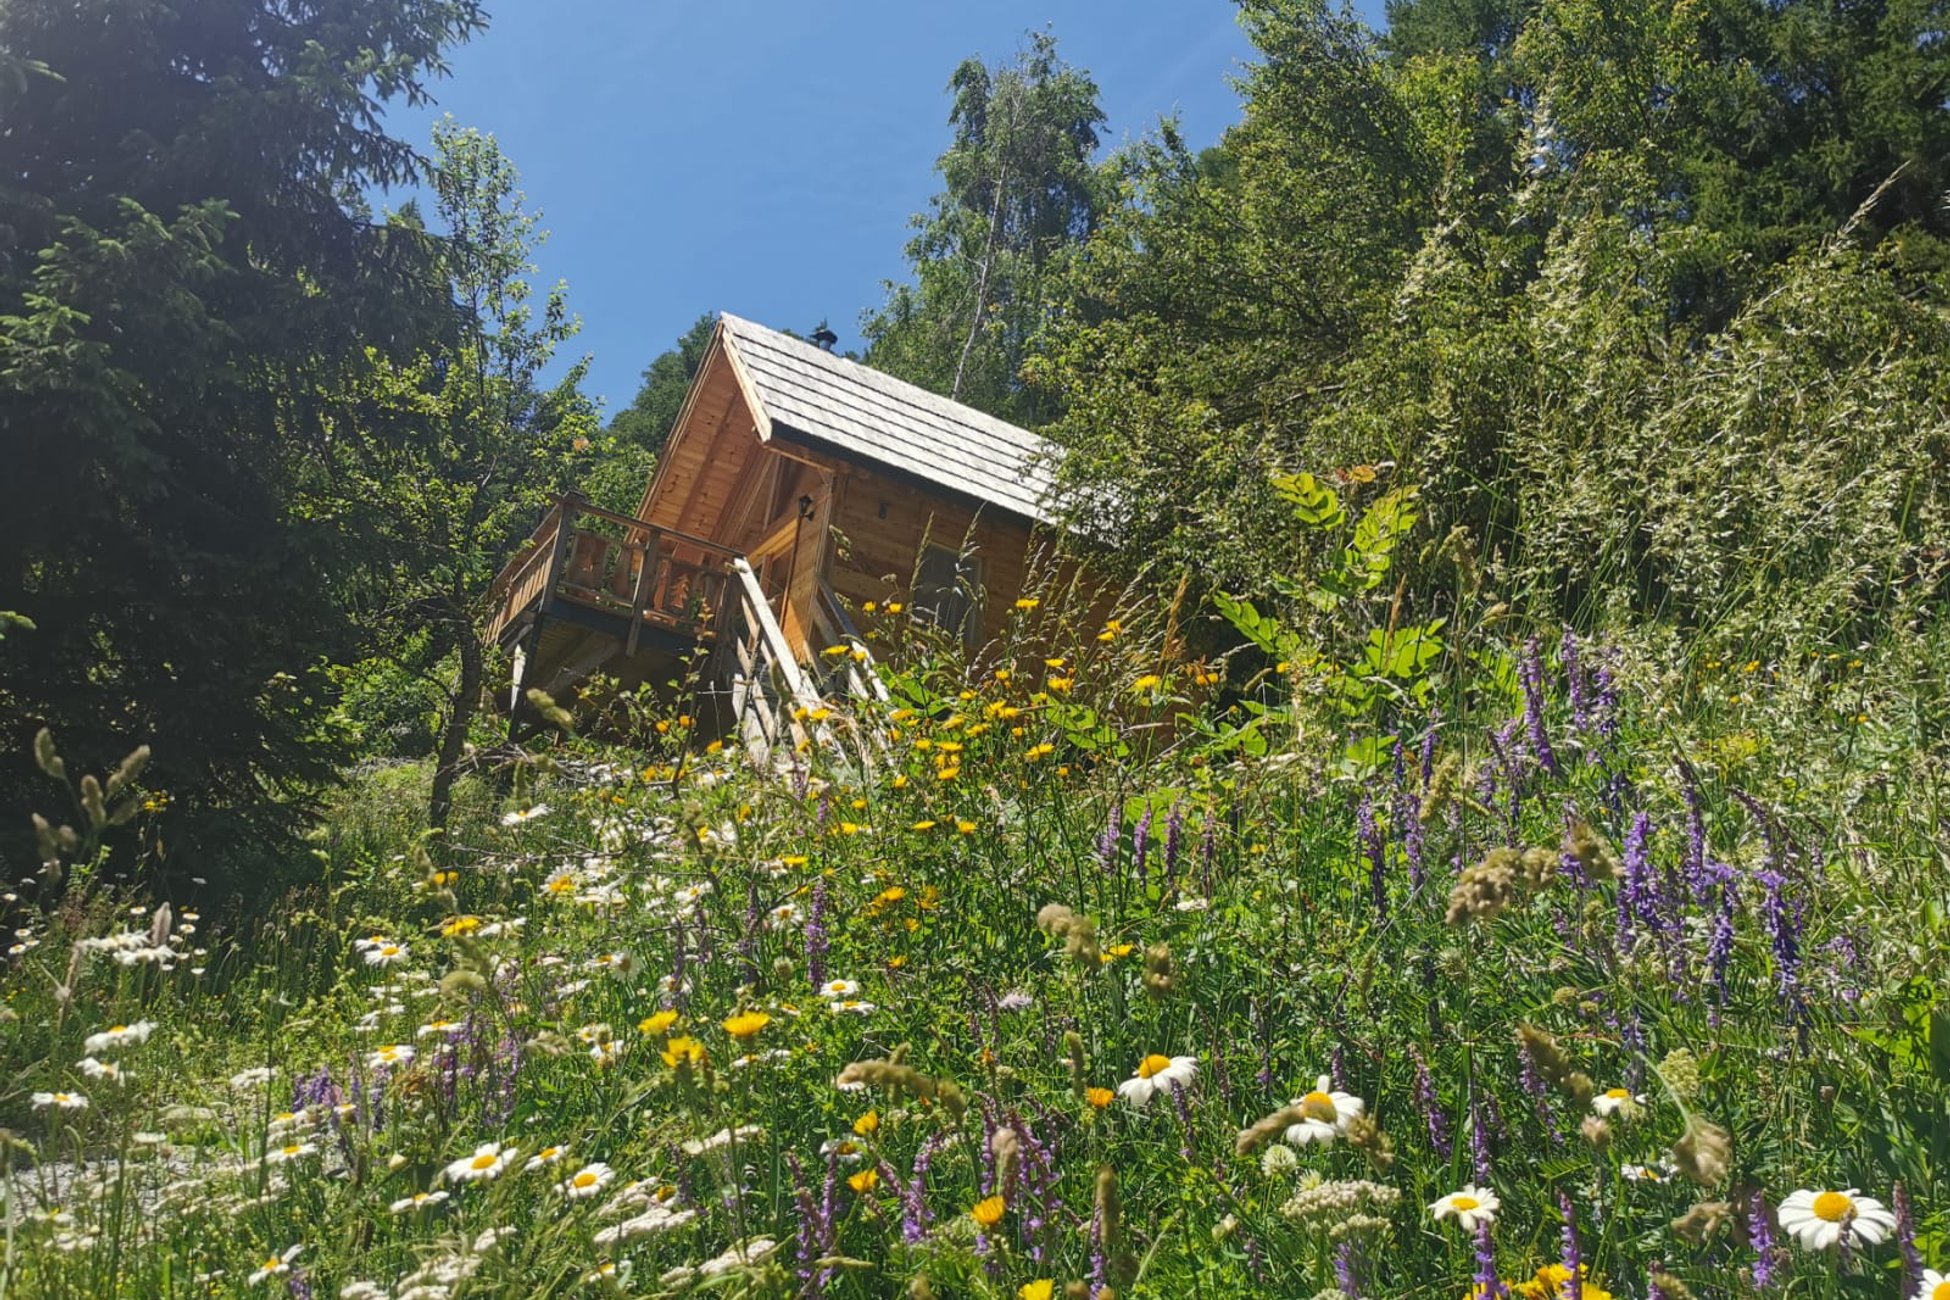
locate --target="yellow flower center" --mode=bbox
[1300,1090,1339,1122]
[109,1025,127,1034]
[263,1258,282,1271]
[1451,1195,1480,1211]
[1932,1283,1950,1300]
[1137,1054,1174,1079]
[574,1172,597,1188]
[1605,1088,1630,1099]
[470,1153,498,1171]
[1811,1191,1853,1222]
[282,1145,301,1157]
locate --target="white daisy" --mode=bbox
[362,941,409,967]
[1591,1086,1646,1118]
[82,1020,155,1054]
[1116,1053,1198,1108]
[558,1162,615,1199]
[31,1091,88,1112]
[1430,1185,1500,1231]
[1915,1269,1950,1300]
[77,1056,126,1083]
[828,999,877,1015]
[389,1190,450,1214]
[444,1143,513,1184]
[765,903,804,929]
[1621,1161,1677,1184]
[819,979,860,998]
[525,1144,570,1171]
[367,1044,416,1070]
[501,804,550,826]
[1282,1074,1365,1146]
[265,1141,318,1164]
[1777,1187,1897,1251]
[248,1245,303,1285]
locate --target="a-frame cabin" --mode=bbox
[484,312,1066,757]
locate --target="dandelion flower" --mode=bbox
[722,1011,771,1040]
[558,1162,614,1199]
[1777,1187,1896,1250]
[1430,1185,1500,1231]
[82,1021,155,1054]
[971,1195,1006,1229]
[847,1169,879,1194]
[1117,1053,1197,1108]
[1020,1283,1054,1300]
[444,1142,513,1184]
[248,1245,303,1285]
[1591,1087,1645,1119]
[661,1036,706,1069]
[1085,1087,1115,1110]
[639,1009,680,1036]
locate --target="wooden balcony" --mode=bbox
[486,493,745,659]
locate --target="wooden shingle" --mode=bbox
[719,312,1063,526]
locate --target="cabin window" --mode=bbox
[915,543,982,647]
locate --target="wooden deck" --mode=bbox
[486,492,748,704]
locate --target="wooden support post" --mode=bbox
[625,528,662,655]
[540,492,583,614]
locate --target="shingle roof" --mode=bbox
[718,312,1063,526]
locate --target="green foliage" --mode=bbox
[326,119,596,830]
[0,0,487,885]
[1037,0,1950,660]
[863,31,1109,424]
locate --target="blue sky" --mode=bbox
[389,3,1290,416]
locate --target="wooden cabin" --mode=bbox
[484,312,1067,758]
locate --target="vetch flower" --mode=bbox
[1778,1188,1896,1250]
[1430,1185,1501,1231]
[1284,1074,1365,1146]
[1117,1053,1197,1108]
[444,1143,513,1184]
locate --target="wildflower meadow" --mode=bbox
[6,591,1947,1300]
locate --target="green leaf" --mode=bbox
[1270,470,1345,531]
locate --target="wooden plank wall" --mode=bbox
[819,452,1034,648]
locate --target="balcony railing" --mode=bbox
[486,493,745,653]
